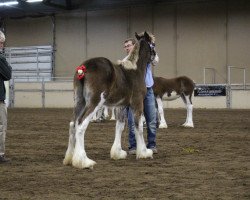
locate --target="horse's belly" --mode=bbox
[162,92,180,101]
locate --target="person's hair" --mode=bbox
[0,31,5,43]
[124,38,136,45]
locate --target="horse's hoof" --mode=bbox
[72,156,96,169]
[136,148,153,159]
[182,123,194,128]
[63,157,72,165]
[159,123,168,128]
[110,149,127,160]
[63,152,73,165]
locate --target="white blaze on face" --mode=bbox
[162,91,180,101]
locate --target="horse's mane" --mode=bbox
[117,32,155,70]
[117,41,140,70]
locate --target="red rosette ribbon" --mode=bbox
[76,64,87,80]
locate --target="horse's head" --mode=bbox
[135,31,156,63]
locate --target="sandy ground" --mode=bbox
[0,108,249,199]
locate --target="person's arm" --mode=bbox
[0,54,12,81]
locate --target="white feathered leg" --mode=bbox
[72,117,97,169]
[63,121,76,165]
[136,115,153,159]
[156,97,168,128]
[182,95,194,128]
[104,106,109,119]
[72,93,105,169]
[91,110,97,122]
[110,120,127,160]
[110,107,116,120]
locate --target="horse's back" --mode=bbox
[153,76,195,97]
[153,76,175,96]
[83,57,114,90]
[84,57,114,76]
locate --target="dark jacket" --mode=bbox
[0,53,12,101]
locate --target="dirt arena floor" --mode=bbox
[0,108,249,199]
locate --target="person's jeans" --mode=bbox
[128,87,157,149]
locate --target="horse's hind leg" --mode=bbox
[156,96,168,128]
[181,94,194,128]
[72,93,106,169]
[110,108,127,160]
[63,121,76,165]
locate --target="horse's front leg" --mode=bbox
[135,114,153,159]
[63,121,76,165]
[110,122,127,160]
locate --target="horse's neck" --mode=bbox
[137,48,149,76]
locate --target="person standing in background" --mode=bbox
[0,30,12,163]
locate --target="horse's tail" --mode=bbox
[73,73,86,123]
[179,76,195,104]
[72,58,115,124]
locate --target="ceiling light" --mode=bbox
[26,0,43,2]
[0,1,18,6]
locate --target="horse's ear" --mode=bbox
[135,32,140,40]
[144,31,150,42]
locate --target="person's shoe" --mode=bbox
[0,155,10,163]
[128,148,136,155]
[149,147,158,154]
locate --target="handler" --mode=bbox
[0,30,12,163]
[123,37,159,155]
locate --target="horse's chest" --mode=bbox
[162,91,180,101]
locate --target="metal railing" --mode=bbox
[9,76,73,108]
[4,46,54,82]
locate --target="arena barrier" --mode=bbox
[9,77,74,108]
[7,78,250,109]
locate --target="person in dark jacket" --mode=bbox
[0,30,12,163]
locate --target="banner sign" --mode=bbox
[194,85,226,97]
